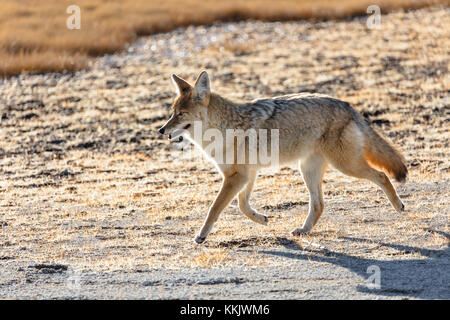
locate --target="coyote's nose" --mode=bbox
[158,128,165,134]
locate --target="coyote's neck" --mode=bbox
[206,93,241,130]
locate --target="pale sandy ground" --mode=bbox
[0,7,448,299]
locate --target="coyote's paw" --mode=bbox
[244,210,268,225]
[395,201,405,213]
[252,213,268,225]
[194,235,207,244]
[291,227,311,236]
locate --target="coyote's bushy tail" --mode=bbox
[362,126,407,182]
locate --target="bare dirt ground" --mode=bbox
[0,7,449,299]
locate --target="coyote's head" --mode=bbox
[158,71,210,141]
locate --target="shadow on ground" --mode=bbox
[257,230,449,299]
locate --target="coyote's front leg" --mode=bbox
[238,170,268,225]
[194,172,248,244]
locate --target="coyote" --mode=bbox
[158,71,407,244]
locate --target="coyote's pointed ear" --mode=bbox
[171,74,191,95]
[193,71,210,104]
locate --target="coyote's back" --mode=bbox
[241,93,407,182]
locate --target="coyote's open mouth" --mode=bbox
[168,123,191,142]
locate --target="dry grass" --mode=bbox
[0,7,448,273]
[1,0,448,76]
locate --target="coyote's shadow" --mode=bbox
[259,230,449,299]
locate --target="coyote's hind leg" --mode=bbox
[331,157,404,213]
[292,153,327,236]
[323,138,404,213]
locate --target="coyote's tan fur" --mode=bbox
[158,71,407,244]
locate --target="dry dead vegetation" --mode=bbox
[1,0,448,76]
[0,7,448,277]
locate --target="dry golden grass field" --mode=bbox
[0,0,448,76]
[0,5,448,299]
